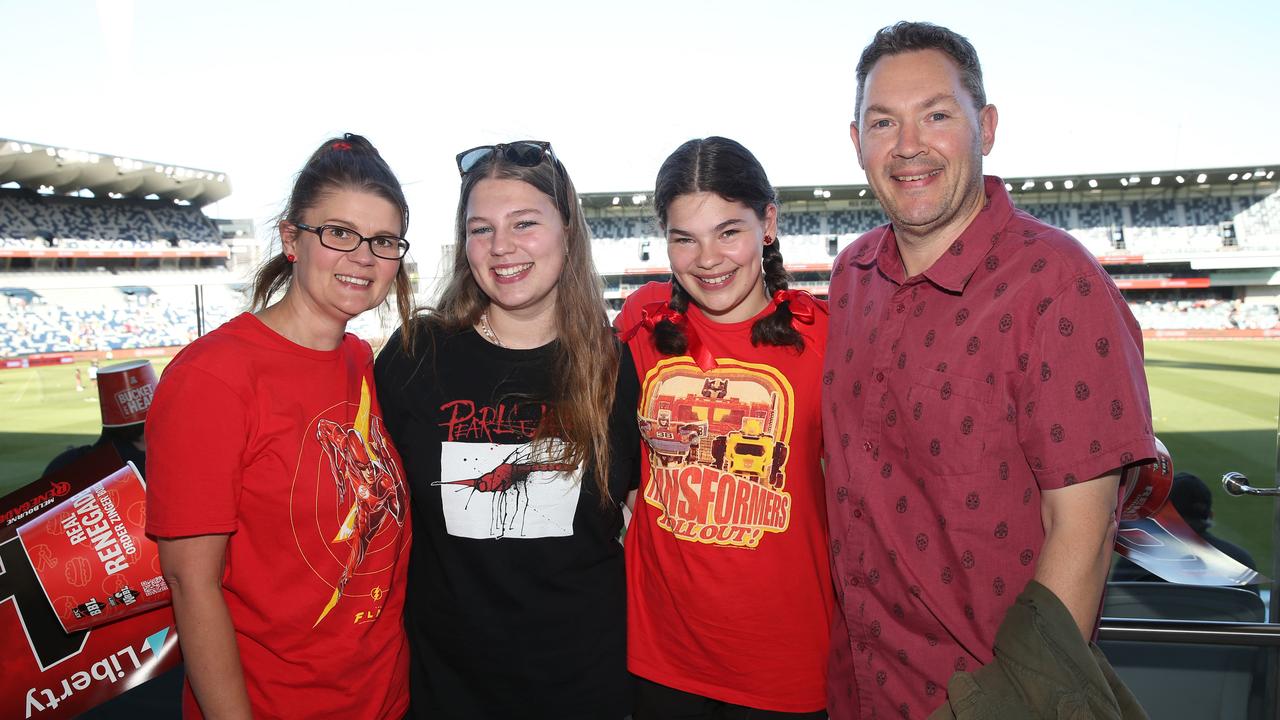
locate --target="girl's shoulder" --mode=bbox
[619,281,671,312]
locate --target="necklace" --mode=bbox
[477,310,505,348]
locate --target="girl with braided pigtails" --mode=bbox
[617,136,837,718]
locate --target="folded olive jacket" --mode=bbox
[928,580,1148,720]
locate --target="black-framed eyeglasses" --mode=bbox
[293,222,409,260]
[455,141,554,175]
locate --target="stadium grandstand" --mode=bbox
[0,137,414,363]
[0,137,262,363]
[581,164,1280,338]
[2,138,1278,363]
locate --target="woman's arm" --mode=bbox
[158,534,251,719]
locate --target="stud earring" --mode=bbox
[763,235,775,246]
[286,253,296,263]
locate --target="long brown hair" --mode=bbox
[250,133,413,330]
[413,147,619,504]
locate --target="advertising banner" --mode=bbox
[0,445,179,719]
[17,463,170,633]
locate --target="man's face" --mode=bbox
[852,49,997,244]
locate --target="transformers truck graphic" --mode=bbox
[637,358,796,548]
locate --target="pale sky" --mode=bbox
[3,0,1277,254]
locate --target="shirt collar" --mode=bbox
[858,176,1013,293]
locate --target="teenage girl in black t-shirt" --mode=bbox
[374,142,637,720]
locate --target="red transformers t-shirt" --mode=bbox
[822,178,1157,719]
[619,282,835,713]
[146,313,411,720]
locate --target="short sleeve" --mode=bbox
[145,364,248,537]
[615,290,644,335]
[1017,270,1157,489]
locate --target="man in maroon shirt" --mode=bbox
[822,22,1158,718]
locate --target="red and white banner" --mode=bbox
[0,445,179,719]
[17,464,170,633]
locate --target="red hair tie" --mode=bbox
[331,141,352,151]
[620,300,717,371]
[771,289,825,325]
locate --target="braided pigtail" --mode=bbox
[653,279,691,355]
[750,239,805,351]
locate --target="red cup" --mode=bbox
[96,360,158,427]
[16,463,170,632]
[1119,437,1173,521]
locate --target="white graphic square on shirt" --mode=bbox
[438,440,582,539]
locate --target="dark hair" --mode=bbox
[423,146,619,506]
[652,136,804,352]
[1169,471,1213,534]
[855,22,986,124]
[250,133,413,332]
[105,423,144,444]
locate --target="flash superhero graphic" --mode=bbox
[312,380,406,626]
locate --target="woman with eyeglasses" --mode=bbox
[374,141,638,720]
[617,137,835,719]
[146,134,414,719]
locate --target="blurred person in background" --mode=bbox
[1111,470,1257,587]
[45,359,155,478]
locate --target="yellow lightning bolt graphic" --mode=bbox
[315,379,376,627]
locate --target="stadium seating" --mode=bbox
[587,215,657,240]
[3,179,1278,357]
[0,279,417,358]
[1127,299,1279,331]
[588,188,1280,261]
[0,192,221,245]
[826,207,889,235]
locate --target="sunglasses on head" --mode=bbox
[455,141,554,175]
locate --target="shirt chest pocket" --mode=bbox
[895,367,993,478]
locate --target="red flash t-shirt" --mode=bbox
[822,178,1157,719]
[146,313,411,720]
[619,282,835,713]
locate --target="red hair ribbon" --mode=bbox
[772,289,825,325]
[619,300,718,371]
[331,141,352,151]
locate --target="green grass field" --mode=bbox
[0,357,172,490]
[2,342,1277,571]
[1141,340,1279,575]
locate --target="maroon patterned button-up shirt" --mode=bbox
[822,177,1156,719]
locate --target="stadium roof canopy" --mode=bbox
[579,163,1277,210]
[0,138,230,207]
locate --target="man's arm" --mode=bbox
[158,534,252,719]
[1033,472,1121,638]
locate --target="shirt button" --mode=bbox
[863,441,873,452]
[875,371,885,382]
